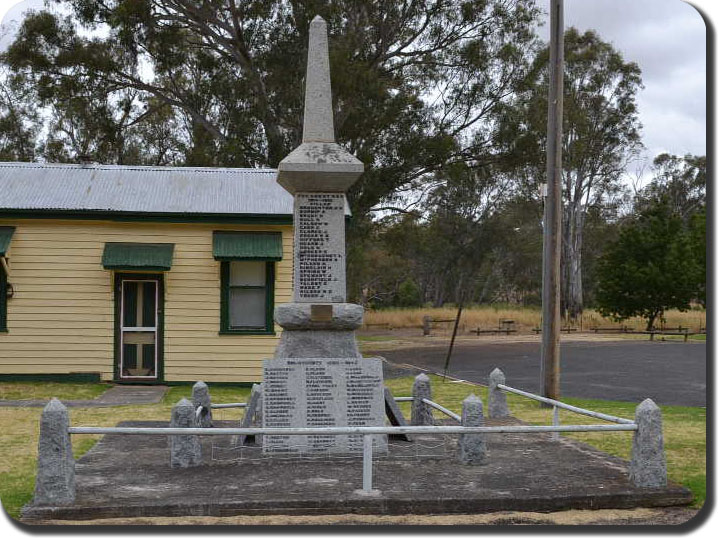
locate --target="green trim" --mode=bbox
[102,243,174,271]
[219,260,275,334]
[0,373,102,383]
[104,265,172,272]
[113,273,165,384]
[0,209,292,225]
[0,226,15,256]
[0,257,6,331]
[213,231,283,261]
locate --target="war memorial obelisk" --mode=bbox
[262,16,387,455]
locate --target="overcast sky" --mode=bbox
[536,0,707,181]
[0,0,710,177]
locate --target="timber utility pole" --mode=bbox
[540,0,564,401]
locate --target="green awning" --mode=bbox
[0,227,15,256]
[102,243,175,271]
[213,232,283,261]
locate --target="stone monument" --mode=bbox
[263,15,386,455]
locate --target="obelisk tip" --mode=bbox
[302,13,335,143]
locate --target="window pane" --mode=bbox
[229,288,266,328]
[122,282,138,327]
[141,282,157,328]
[230,261,265,286]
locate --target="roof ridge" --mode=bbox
[0,162,276,174]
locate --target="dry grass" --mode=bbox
[364,307,706,333]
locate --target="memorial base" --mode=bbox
[274,302,364,359]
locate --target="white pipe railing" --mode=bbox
[363,434,373,493]
[421,398,461,422]
[497,384,634,425]
[67,424,636,436]
[211,403,247,409]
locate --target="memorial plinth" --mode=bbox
[261,15,385,455]
[263,358,387,454]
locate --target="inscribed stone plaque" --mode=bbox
[262,357,387,454]
[294,193,346,302]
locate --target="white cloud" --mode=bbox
[537,0,706,161]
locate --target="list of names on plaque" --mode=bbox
[262,358,387,454]
[294,193,345,302]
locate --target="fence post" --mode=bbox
[488,368,510,418]
[457,394,487,465]
[629,398,667,487]
[34,398,75,506]
[422,315,432,336]
[363,434,374,492]
[191,381,212,428]
[552,405,560,441]
[411,373,434,425]
[170,398,202,468]
[239,383,263,446]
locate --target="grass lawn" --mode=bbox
[384,375,706,508]
[0,382,110,401]
[0,378,705,521]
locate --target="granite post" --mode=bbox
[422,316,432,336]
[629,398,667,487]
[488,368,510,418]
[169,398,202,468]
[239,383,263,446]
[191,381,212,428]
[34,398,75,506]
[411,373,434,425]
[264,15,385,455]
[458,394,488,465]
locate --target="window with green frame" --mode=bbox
[0,261,7,332]
[220,260,275,334]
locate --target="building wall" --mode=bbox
[0,219,293,383]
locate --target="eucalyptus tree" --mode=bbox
[2,0,541,217]
[504,28,643,319]
[0,67,38,161]
[637,153,706,222]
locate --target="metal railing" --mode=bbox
[68,385,637,494]
[67,423,636,494]
[32,370,664,509]
[496,383,635,425]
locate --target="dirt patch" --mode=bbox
[34,507,699,526]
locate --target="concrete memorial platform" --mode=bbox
[21,418,691,521]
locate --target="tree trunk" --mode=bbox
[562,199,584,321]
[646,310,662,331]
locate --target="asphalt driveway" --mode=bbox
[378,340,707,407]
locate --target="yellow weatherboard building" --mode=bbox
[0,161,328,385]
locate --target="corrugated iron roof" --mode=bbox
[0,162,297,216]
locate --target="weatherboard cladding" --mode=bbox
[0,162,292,216]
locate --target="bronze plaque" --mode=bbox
[310,304,333,322]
